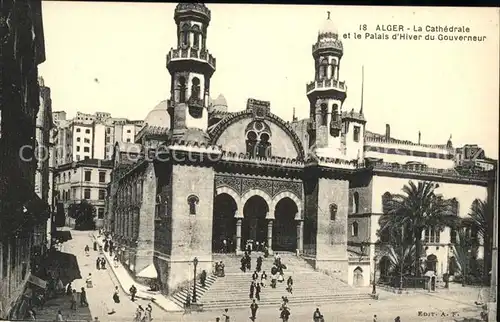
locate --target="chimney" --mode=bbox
[418,131,421,144]
[385,124,390,140]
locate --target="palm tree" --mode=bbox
[378,181,458,276]
[465,198,493,284]
[451,230,472,285]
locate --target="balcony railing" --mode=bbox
[306,78,346,93]
[166,47,216,70]
[371,161,492,181]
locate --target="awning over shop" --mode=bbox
[28,274,47,289]
[137,264,158,279]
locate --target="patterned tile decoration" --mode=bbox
[215,174,302,199]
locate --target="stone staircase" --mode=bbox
[169,273,218,309]
[196,252,373,310]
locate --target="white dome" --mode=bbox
[319,13,338,35]
[210,94,228,113]
[144,100,170,128]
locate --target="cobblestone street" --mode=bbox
[31,229,485,322]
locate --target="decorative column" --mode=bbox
[296,220,304,255]
[236,219,242,253]
[267,220,273,254]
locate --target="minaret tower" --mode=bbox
[166,3,216,143]
[306,11,347,159]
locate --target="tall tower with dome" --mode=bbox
[166,3,216,143]
[306,12,347,159]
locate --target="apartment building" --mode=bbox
[53,111,143,166]
[55,159,113,229]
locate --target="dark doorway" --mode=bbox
[426,254,438,273]
[212,193,237,253]
[242,196,269,251]
[273,198,298,252]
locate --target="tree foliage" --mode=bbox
[68,200,96,230]
[378,181,458,276]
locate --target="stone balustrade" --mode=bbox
[166,47,216,70]
[306,78,347,93]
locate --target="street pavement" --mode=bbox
[50,229,485,322]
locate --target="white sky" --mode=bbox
[39,3,499,157]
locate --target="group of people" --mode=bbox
[214,261,226,277]
[95,256,107,270]
[133,303,153,322]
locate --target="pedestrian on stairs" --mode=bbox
[250,299,259,321]
[255,282,261,301]
[287,276,293,294]
[252,271,259,281]
[249,281,255,299]
[256,256,263,272]
[222,308,230,322]
[241,256,247,273]
[200,270,207,287]
[261,271,267,287]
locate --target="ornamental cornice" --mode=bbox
[208,110,305,160]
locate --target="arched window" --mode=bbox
[331,104,339,122]
[331,61,337,79]
[382,192,391,214]
[450,198,459,216]
[351,222,359,237]
[320,103,328,126]
[187,195,199,215]
[320,58,328,79]
[450,228,457,244]
[257,133,271,158]
[353,192,360,213]
[178,76,186,103]
[246,131,258,156]
[329,203,338,221]
[181,23,190,46]
[191,77,200,100]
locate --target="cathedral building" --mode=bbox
[107,3,495,294]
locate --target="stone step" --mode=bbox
[169,275,217,308]
[201,294,373,310]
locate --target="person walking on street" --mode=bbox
[85,245,90,256]
[134,305,144,322]
[96,257,101,270]
[86,273,93,288]
[250,299,259,321]
[129,284,137,302]
[56,310,64,321]
[373,314,378,322]
[108,286,119,315]
[80,287,88,307]
[143,305,152,322]
[70,289,78,310]
[313,308,323,322]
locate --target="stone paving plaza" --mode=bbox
[36,229,485,322]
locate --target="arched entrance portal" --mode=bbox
[273,198,298,252]
[212,193,237,253]
[242,196,268,251]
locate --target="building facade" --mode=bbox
[52,111,143,166]
[54,159,113,229]
[0,0,49,319]
[34,77,56,253]
[106,3,496,296]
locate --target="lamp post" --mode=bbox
[192,257,199,303]
[372,255,377,295]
